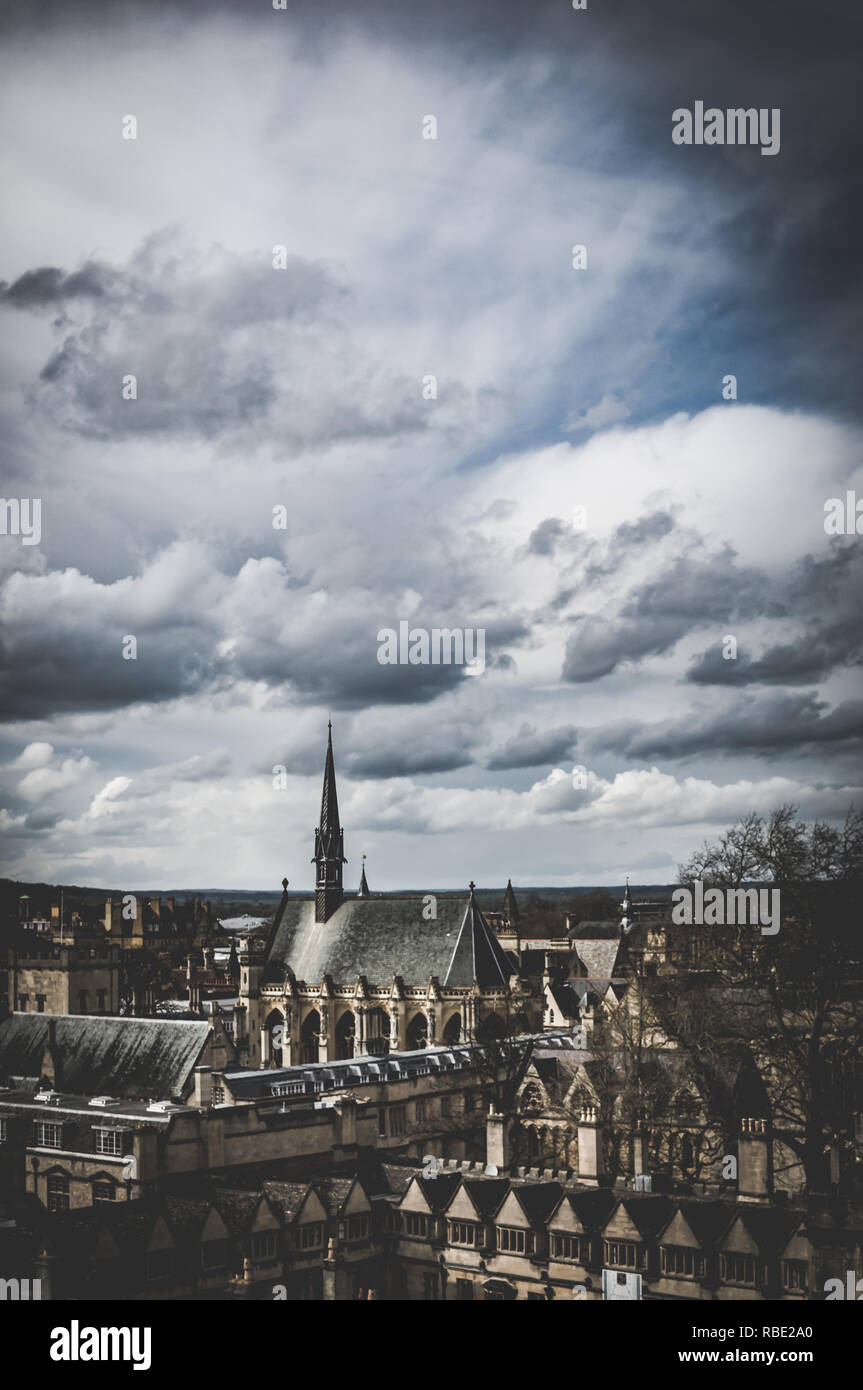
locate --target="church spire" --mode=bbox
[358,854,370,898]
[503,878,519,926]
[313,722,346,922]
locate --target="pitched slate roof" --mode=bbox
[573,940,622,995]
[264,894,471,986]
[619,1194,677,1238]
[512,1182,563,1226]
[0,1013,210,1102]
[671,1200,736,1248]
[444,885,512,988]
[568,920,620,940]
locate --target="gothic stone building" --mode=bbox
[236,725,541,1069]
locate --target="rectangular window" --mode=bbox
[603,1240,637,1269]
[496,1226,533,1254]
[781,1260,808,1292]
[660,1247,698,1277]
[213,1086,225,1104]
[0,1117,7,1144]
[78,990,88,1013]
[36,996,46,1013]
[403,1211,429,1238]
[720,1254,756,1285]
[252,1232,278,1261]
[389,1106,406,1136]
[93,1181,116,1203]
[17,995,28,1010]
[345,1214,369,1242]
[447,1220,478,1247]
[440,1096,451,1117]
[299,1222,324,1250]
[551,1233,584,1262]
[456,1279,473,1300]
[93,1128,125,1156]
[97,990,107,1012]
[47,1173,69,1212]
[423,1272,440,1301]
[34,1121,63,1149]
[415,1098,426,1122]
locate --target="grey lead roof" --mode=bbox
[0,1013,210,1102]
[443,887,513,988]
[263,895,470,986]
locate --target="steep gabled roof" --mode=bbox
[444,884,512,988]
[0,1013,210,1102]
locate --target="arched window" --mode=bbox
[478,1012,505,1041]
[366,1007,390,1054]
[335,1010,356,1061]
[265,1008,285,1066]
[521,1082,544,1115]
[442,1012,461,1045]
[301,1010,321,1064]
[406,1012,428,1051]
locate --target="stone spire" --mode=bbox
[620,876,634,933]
[503,878,520,926]
[313,723,346,923]
[357,854,370,898]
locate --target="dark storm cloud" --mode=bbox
[0,263,123,306]
[593,692,863,762]
[687,544,863,687]
[527,518,566,556]
[2,0,859,427]
[486,723,578,770]
[562,549,769,683]
[346,740,474,779]
[613,512,676,548]
[0,231,432,446]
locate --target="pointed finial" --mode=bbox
[282,877,289,891]
[468,880,476,893]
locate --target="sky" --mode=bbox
[0,0,861,892]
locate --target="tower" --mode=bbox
[620,877,634,933]
[313,723,346,923]
[357,855,370,898]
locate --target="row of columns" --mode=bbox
[258,1000,469,1067]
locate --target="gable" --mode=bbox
[548,1195,583,1234]
[720,1216,759,1256]
[343,1179,371,1216]
[250,1197,281,1234]
[201,1207,231,1243]
[659,1209,698,1249]
[399,1177,434,1215]
[296,1188,327,1225]
[444,1183,482,1222]
[494,1190,531,1229]
[779,1225,809,1261]
[601,1202,643,1243]
[147,1215,175,1253]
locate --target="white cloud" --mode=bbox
[17,754,95,802]
[563,392,632,433]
